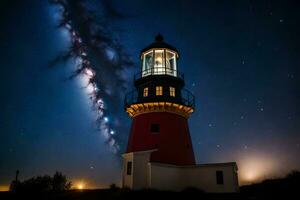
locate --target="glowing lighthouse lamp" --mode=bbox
[122,35,239,192]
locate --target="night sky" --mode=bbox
[1,0,299,190]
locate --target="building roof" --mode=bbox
[141,34,179,54]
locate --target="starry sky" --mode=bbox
[0,0,299,189]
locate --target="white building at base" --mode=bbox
[122,150,239,193]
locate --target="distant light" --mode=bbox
[0,185,9,192]
[110,130,115,135]
[76,182,85,190]
[238,154,278,185]
[244,171,256,182]
[104,117,109,122]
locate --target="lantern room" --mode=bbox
[141,34,179,77]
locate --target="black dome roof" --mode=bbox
[141,34,178,54]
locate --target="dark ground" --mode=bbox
[1,172,299,200]
[0,189,244,200]
[0,184,298,200]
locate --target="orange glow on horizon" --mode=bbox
[238,153,279,185]
[73,181,86,190]
[0,185,9,192]
[77,183,84,190]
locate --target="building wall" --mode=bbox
[122,151,154,190]
[123,151,239,193]
[122,153,133,188]
[132,152,151,189]
[149,163,239,193]
[126,112,195,165]
[148,163,182,191]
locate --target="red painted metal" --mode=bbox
[126,112,195,165]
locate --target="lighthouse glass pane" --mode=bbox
[166,50,177,76]
[154,50,165,75]
[143,51,153,77]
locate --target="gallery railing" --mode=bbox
[134,67,184,81]
[124,88,195,109]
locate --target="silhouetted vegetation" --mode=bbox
[9,171,71,194]
[109,183,119,191]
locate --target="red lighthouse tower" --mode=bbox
[124,35,195,165]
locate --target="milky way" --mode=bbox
[49,0,135,154]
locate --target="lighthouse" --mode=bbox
[122,35,239,192]
[125,34,195,166]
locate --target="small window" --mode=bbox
[216,170,224,184]
[127,161,132,175]
[150,124,160,133]
[169,87,175,97]
[156,86,163,96]
[143,87,148,97]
